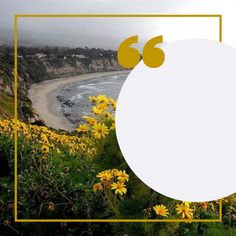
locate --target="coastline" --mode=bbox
[28,70,128,131]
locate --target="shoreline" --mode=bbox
[28,70,129,131]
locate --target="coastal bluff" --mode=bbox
[0,45,124,121]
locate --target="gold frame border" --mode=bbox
[14,14,223,223]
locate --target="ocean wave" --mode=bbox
[98,81,113,85]
[70,94,84,100]
[112,75,119,79]
[77,84,97,90]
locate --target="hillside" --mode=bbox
[0,45,122,121]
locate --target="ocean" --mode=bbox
[56,72,129,124]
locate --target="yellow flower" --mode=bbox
[69,148,76,155]
[111,182,127,196]
[112,101,117,110]
[3,220,10,226]
[153,205,169,217]
[76,124,89,133]
[83,116,97,126]
[116,170,129,182]
[48,202,55,211]
[71,205,78,212]
[88,147,97,156]
[111,168,119,176]
[41,156,48,161]
[89,96,97,103]
[176,202,194,219]
[98,103,108,111]
[97,95,108,104]
[79,143,87,151]
[104,112,112,118]
[108,97,115,105]
[104,180,111,189]
[92,106,103,115]
[92,123,109,139]
[93,183,103,192]
[201,202,208,210]
[110,122,115,130]
[41,144,50,153]
[210,203,215,211]
[96,170,113,182]
[183,201,190,208]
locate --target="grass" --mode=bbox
[0,93,14,118]
[206,227,236,236]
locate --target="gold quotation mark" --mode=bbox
[118,36,140,69]
[118,35,165,69]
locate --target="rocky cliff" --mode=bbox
[0,45,123,120]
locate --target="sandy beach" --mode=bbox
[28,71,128,131]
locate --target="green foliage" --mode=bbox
[205,226,236,236]
[118,198,144,218]
[0,89,235,235]
[0,93,14,118]
[93,129,177,223]
[17,138,97,219]
[94,130,125,171]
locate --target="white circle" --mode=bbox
[116,39,236,202]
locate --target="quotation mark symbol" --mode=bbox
[118,35,165,69]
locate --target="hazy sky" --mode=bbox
[0,0,236,49]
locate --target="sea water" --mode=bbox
[56,72,129,124]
